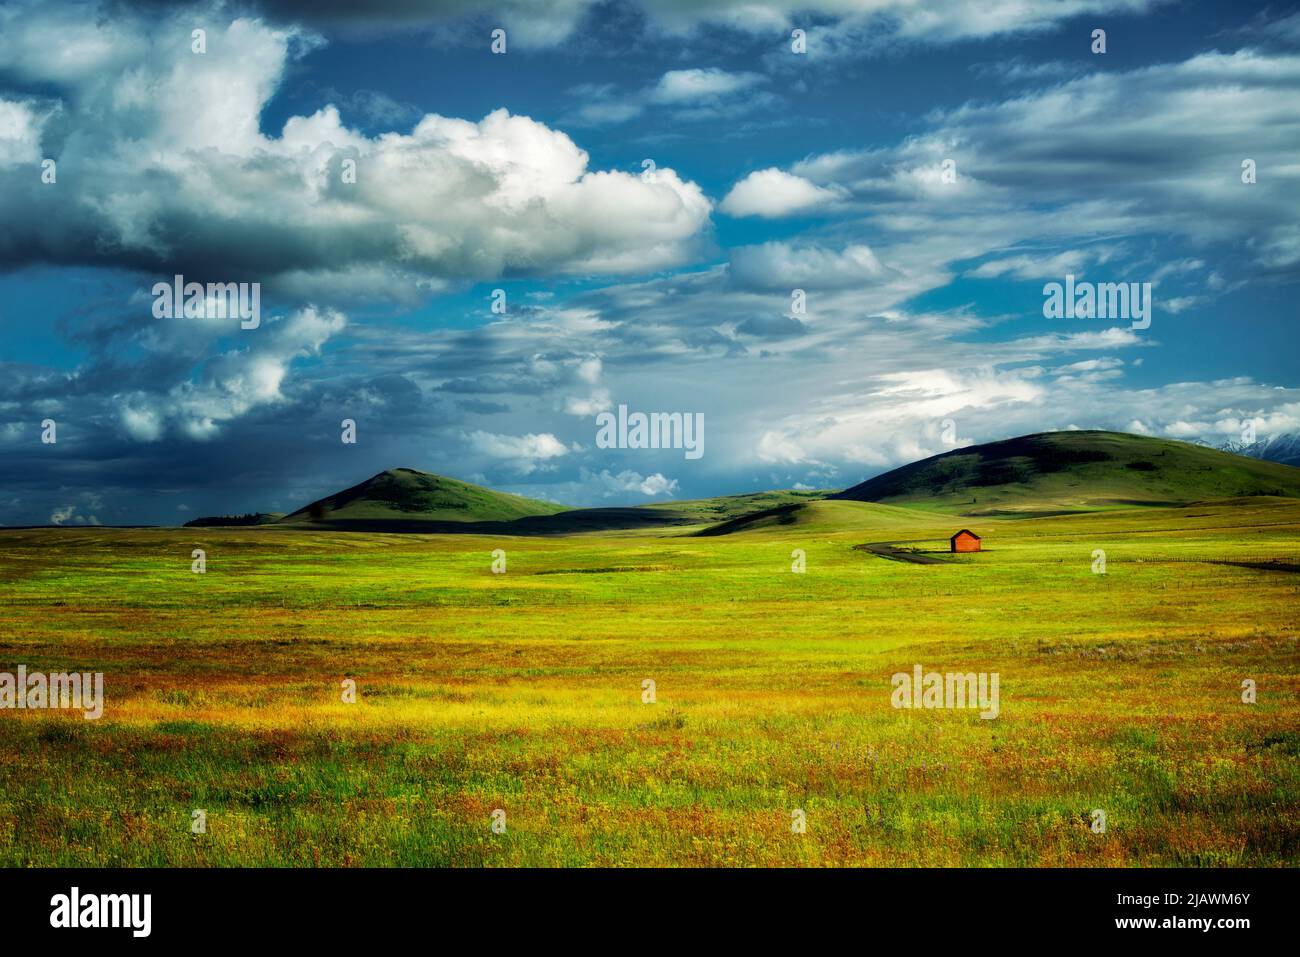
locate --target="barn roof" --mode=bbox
[950,529,981,540]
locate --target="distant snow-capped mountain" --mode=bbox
[1205,432,1300,467]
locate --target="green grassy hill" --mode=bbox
[832,430,1300,516]
[279,468,567,528]
[639,488,829,524]
[276,474,832,535]
[261,431,1300,534]
[694,499,938,537]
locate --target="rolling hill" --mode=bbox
[278,468,567,528]
[832,430,1300,515]
[252,431,1300,534]
[276,470,828,535]
[637,488,828,524]
[693,499,934,536]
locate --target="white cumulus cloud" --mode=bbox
[720,168,843,218]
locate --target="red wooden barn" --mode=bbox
[950,529,981,553]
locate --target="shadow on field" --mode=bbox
[853,540,955,564]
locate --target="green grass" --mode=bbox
[0,497,1297,866]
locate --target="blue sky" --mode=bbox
[1,0,1298,525]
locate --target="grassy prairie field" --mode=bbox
[1,498,1298,866]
